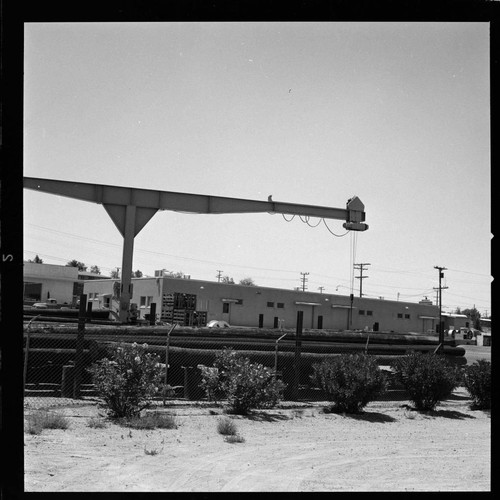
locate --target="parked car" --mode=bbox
[207,320,231,328]
[32,298,60,309]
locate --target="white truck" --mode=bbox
[32,298,64,309]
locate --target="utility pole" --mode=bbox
[354,263,370,297]
[434,266,448,352]
[318,286,324,294]
[434,288,439,306]
[300,272,309,292]
[216,270,223,283]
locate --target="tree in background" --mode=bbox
[221,276,235,284]
[462,307,481,330]
[164,270,185,278]
[27,255,43,263]
[90,265,101,275]
[239,277,256,286]
[109,269,143,278]
[66,259,87,271]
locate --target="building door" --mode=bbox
[258,314,264,328]
[373,322,379,332]
[274,316,279,328]
[317,315,323,329]
[222,302,230,323]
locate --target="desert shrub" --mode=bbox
[224,434,245,443]
[144,445,164,455]
[311,353,387,414]
[88,342,164,418]
[25,409,70,434]
[463,360,491,410]
[217,417,238,436]
[392,352,461,412]
[200,348,286,415]
[124,413,178,430]
[87,417,107,429]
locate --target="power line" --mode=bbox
[26,223,305,274]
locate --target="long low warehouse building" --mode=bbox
[82,272,441,334]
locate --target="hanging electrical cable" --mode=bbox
[281,213,350,235]
[307,219,322,227]
[350,230,358,296]
[323,219,349,237]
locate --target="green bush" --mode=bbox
[25,409,70,434]
[463,360,491,410]
[311,353,387,414]
[199,348,286,415]
[392,352,461,412]
[88,342,164,418]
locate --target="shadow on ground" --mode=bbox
[332,410,397,423]
[424,409,477,420]
[398,404,477,420]
[245,411,292,422]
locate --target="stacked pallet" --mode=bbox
[161,292,204,326]
[160,293,175,322]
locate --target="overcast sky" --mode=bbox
[23,22,491,315]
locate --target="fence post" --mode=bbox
[292,310,303,400]
[73,294,87,398]
[23,315,40,398]
[86,301,93,323]
[23,327,31,398]
[162,323,177,406]
[274,332,287,379]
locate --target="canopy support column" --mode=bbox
[119,205,136,323]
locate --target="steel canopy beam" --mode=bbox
[24,177,368,323]
[23,177,366,222]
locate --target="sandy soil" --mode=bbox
[24,388,490,492]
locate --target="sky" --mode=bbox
[23,22,491,316]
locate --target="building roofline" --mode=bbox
[83,275,438,307]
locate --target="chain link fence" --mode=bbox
[23,315,468,409]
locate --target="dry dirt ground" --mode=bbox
[24,387,490,493]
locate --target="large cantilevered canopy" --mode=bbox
[24,177,368,323]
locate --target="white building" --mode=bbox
[83,271,441,333]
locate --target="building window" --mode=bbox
[359,310,365,315]
[222,303,230,313]
[397,313,403,319]
[140,296,153,308]
[267,302,274,308]
[236,299,243,305]
[103,296,110,308]
[277,303,284,309]
[405,314,410,319]
[367,310,373,316]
